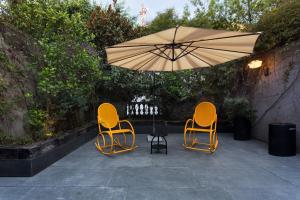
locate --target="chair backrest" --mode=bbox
[98,103,119,129]
[193,102,217,127]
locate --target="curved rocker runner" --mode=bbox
[95,103,137,155]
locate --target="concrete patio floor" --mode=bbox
[0,132,299,200]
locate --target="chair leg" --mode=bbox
[150,136,155,154]
[208,131,218,153]
[122,133,127,145]
[131,131,136,149]
[183,131,185,146]
[213,131,219,152]
[162,136,167,154]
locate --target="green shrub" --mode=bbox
[24,109,48,140]
[0,131,34,146]
[223,97,255,124]
[255,1,300,50]
[4,0,102,130]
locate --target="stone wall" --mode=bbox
[250,41,300,152]
[0,22,39,137]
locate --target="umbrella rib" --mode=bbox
[107,44,166,48]
[189,53,214,67]
[150,51,170,60]
[162,48,172,71]
[175,42,198,60]
[152,45,172,60]
[195,49,238,60]
[113,52,153,67]
[176,47,199,60]
[179,46,214,67]
[175,42,193,58]
[192,50,225,65]
[182,33,260,44]
[136,46,169,71]
[108,48,156,65]
[135,55,160,71]
[181,44,252,54]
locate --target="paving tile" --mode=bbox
[22,167,113,187]
[125,186,233,200]
[263,165,300,187]
[52,153,104,169]
[0,186,32,200]
[0,177,28,186]
[226,186,300,200]
[109,166,198,188]
[151,150,219,168]
[22,186,126,200]
[192,165,293,189]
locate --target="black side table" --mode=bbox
[150,123,167,154]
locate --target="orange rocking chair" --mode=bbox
[183,102,218,153]
[95,103,137,155]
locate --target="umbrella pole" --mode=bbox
[152,71,156,135]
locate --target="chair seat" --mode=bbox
[103,129,132,134]
[186,127,213,132]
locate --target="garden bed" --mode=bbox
[0,121,97,177]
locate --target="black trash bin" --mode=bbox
[269,123,296,156]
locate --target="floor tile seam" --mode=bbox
[106,167,116,187]
[217,185,299,190]
[259,166,297,186]
[12,185,128,188]
[14,185,127,189]
[0,186,35,188]
[223,186,300,197]
[120,186,200,190]
[50,166,128,170]
[109,166,190,170]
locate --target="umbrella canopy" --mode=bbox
[106,26,260,71]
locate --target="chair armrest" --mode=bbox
[213,116,217,130]
[209,116,217,130]
[119,120,135,131]
[184,119,193,131]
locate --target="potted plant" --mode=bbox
[223,97,255,140]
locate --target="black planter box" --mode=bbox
[233,117,251,140]
[0,122,97,177]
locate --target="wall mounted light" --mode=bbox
[248,60,263,69]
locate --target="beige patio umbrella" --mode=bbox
[105,26,260,140]
[106,26,260,71]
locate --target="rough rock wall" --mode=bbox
[0,22,39,136]
[250,41,300,152]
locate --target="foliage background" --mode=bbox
[0,0,299,144]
